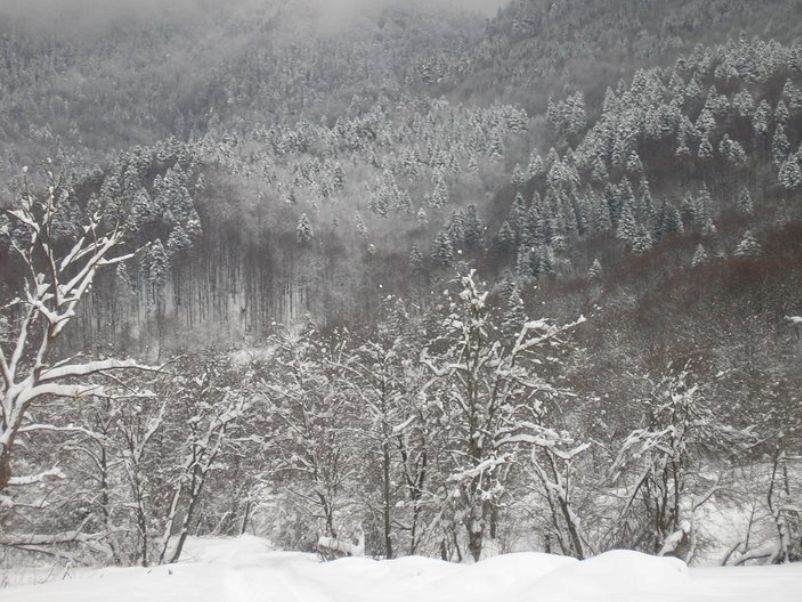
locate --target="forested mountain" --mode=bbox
[1,0,802,576]
[444,0,802,112]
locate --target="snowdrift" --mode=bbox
[2,536,801,602]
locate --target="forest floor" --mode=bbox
[2,535,802,601]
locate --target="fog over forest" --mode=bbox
[0,0,507,26]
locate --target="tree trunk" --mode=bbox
[381,438,394,559]
[0,441,12,492]
[240,501,252,535]
[467,504,484,562]
[99,445,121,564]
[169,466,208,564]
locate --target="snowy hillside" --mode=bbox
[4,537,802,602]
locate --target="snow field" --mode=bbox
[2,536,802,602]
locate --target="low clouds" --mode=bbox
[0,0,508,39]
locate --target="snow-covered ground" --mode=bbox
[3,536,802,602]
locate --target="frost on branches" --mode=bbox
[421,270,585,561]
[0,171,156,493]
[608,365,755,560]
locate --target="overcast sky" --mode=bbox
[0,0,508,18]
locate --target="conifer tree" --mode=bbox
[588,258,603,279]
[694,186,714,231]
[447,209,466,247]
[166,225,192,257]
[511,164,526,188]
[296,213,314,245]
[500,280,526,341]
[675,129,692,161]
[631,225,653,255]
[720,135,747,169]
[462,205,483,250]
[395,189,412,214]
[591,156,609,185]
[626,151,643,175]
[528,153,545,179]
[700,215,717,237]
[734,230,761,258]
[432,230,454,266]
[779,155,802,190]
[538,245,555,276]
[753,100,771,138]
[696,108,715,134]
[146,239,169,290]
[775,100,789,125]
[494,221,515,253]
[566,91,587,135]
[680,192,697,228]
[637,177,656,229]
[784,80,802,115]
[370,191,389,216]
[409,245,424,276]
[698,135,714,160]
[515,245,532,279]
[658,203,684,238]
[737,187,754,216]
[488,129,505,158]
[691,244,709,267]
[589,195,612,235]
[772,126,790,166]
[429,171,448,208]
[616,201,638,245]
[733,90,755,118]
[355,212,368,240]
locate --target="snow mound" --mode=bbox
[530,550,688,601]
[3,537,802,602]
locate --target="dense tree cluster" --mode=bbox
[442,0,802,115]
[3,268,798,567]
[491,38,802,286]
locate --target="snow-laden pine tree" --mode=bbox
[588,258,603,279]
[631,224,654,255]
[772,125,790,166]
[143,241,168,308]
[499,279,525,341]
[737,186,754,216]
[432,230,454,266]
[355,212,368,239]
[752,99,771,137]
[494,221,515,253]
[658,202,684,238]
[616,201,638,246]
[734,230,761,258]
[691,243,709,267]
[296,213,314,245]
[779,155,802,190]
[461,205,483,250]
[698,134,714,160]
